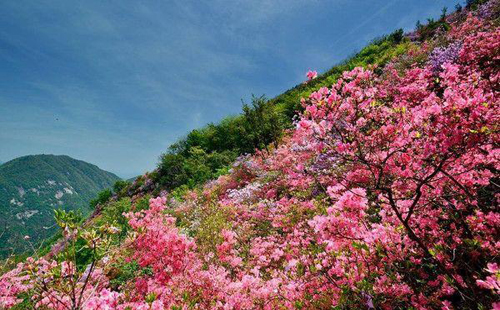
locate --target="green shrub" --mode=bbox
[134,195,151,212]
[100,198,132,239]
[108,259,140,290]
[113,180,130,196]
[89,188,112,209]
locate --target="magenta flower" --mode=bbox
[306,70,318,80]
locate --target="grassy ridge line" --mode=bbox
[270,30,410,119]
[146,3,468,197]
[142,29,413,198]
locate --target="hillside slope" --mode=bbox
[0,155,120,258]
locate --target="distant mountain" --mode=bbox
[0,155,120,258]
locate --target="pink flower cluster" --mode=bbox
[0,257,111,310]
[306,70,318,80]
[0,266,30,308]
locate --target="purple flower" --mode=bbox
[361,292,375,309]
[406,30,420,42]
[428,41,462,73]
[227,181,262,203]
[477,0,499,19]
[309,151,338,174]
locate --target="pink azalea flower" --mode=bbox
[306,70,318,80]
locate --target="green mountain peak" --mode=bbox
[0,154,120,258]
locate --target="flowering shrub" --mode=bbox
[476,263,500,295]
[306,70,318,80]
[0,266,30,308]
[0,210,121,310]
[1,5,499,310]
[477,0,500,19]
[428,41,462,73]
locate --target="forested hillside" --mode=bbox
[0,1,499,309]
[0,155,120,258]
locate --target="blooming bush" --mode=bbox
[0,210,121,310]
[428,41,462,73]
[306,70,318,80]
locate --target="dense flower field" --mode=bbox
[1,5,499,310]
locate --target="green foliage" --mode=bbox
[192,201,229,255]
[416,20,423,30]
[388,28,404,44]
[155,94,286,191]
[170,184,191,201]
[108,259,140,290]
[113,180,131,197]
[8,293,33,310]
[90,189,113,209]
[54,208,83,227]
[99,198,132,239]
[133,195,151,212]
[241,95,284,152]
[158,147,237,190]
[270,30,411,120]
[0,155,119,259]
[415,14,451,41]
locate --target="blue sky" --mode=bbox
[0,0,459,178]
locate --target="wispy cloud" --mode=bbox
[0,0,458,176]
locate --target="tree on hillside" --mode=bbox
[242,95,283,153]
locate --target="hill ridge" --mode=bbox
[0,154,120,258]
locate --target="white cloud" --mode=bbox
[0,0,459,177]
